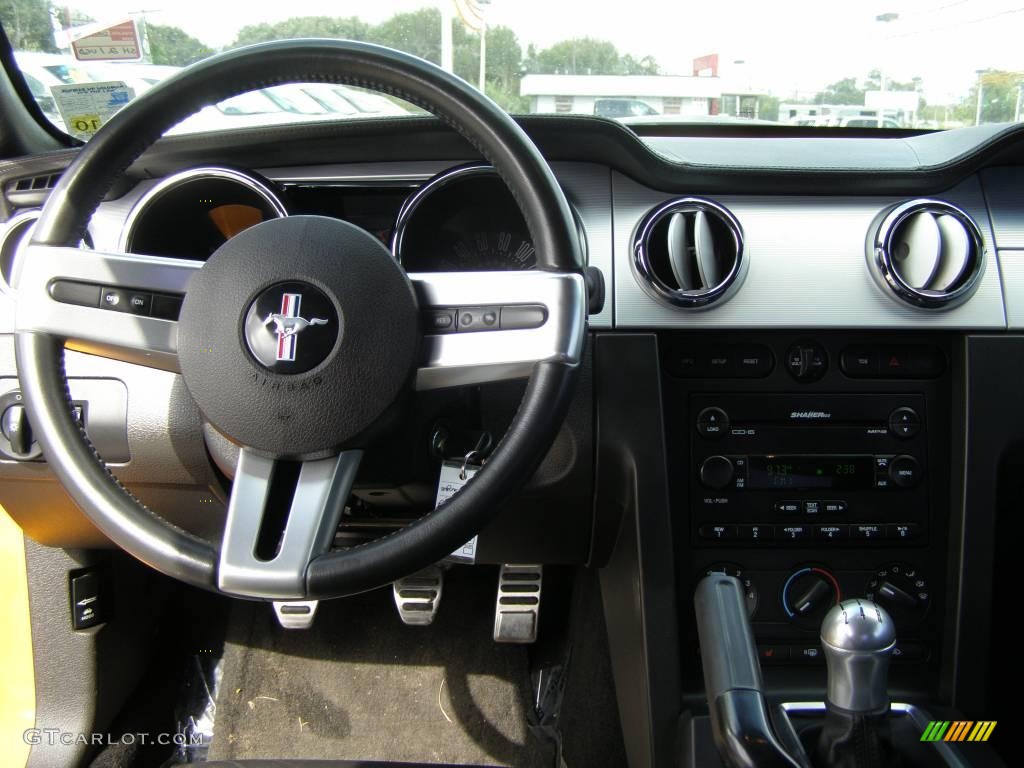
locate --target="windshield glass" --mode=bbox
[2,1,1021,139]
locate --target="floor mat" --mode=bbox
[208,568,556,767]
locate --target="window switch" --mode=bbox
[70,569,106,630]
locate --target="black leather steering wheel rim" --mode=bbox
[15,39,584,599]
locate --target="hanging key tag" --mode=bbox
[437,450,483,564]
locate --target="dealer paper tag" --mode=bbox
[51,81,135,140]
[436,460,480,563]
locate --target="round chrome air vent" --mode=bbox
[633,197,745,308]
[870,199,985,309]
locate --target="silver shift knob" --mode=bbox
[820,598,896,713]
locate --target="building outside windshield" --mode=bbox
[1,0,1022,139]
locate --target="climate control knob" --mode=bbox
[699,455,734,489]
[866,563,930,626]
[782,566,841,628]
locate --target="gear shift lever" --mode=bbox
[815,599,898,768]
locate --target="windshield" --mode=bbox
[2,1,1021,139]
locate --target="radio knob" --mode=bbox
[700,455,734,489]
[888,455,921,488]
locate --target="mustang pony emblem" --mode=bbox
[263,293,329,362]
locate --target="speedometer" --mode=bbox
[392,165,583,272]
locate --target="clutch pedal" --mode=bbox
[393,565,444,626]
[493,564,543,643]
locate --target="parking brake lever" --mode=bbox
[695,573,810,768]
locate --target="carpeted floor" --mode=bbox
[208,568,557,767]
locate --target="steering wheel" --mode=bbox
[13,40,586,599]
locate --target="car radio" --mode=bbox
[689,393,928,546]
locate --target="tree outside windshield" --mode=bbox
[2,0,1022,138]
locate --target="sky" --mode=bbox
[65,0,1024,104]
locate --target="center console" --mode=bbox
[661,332,955,704]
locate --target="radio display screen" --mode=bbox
[746,455,875,490]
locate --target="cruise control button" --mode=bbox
[815,524,849,540]
[125,291,152,315]
[457,307,499,331]
[150,293,184,320]
[100,287,126,310]
[48,280,100,307]
[500,304,547,330]
[699,524,736,540]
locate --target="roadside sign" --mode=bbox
[70,19,142,62]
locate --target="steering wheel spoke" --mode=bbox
[219,448,362,599]
[410,269,586,389]
[14,243,200,371]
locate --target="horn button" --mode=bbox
[177,216,420,458]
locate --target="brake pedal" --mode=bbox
[393,565,444,626]
[272,600,318,629]
[493,564,543,643]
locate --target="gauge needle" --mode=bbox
[208,204,264,239]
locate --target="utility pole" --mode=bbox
[478,0,490,93]
[975,70,986,126]
[440,1,453,73]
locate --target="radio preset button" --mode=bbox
[889,455,921,488]
[779,525,810,540]
[739,524,775,541]
[853,524,885,539]
[696,407,730,439]
[815,524,849,540]
[699,455,735,490]
[774,500,800,514]
[888,523,921,540]
[699,524,736,540]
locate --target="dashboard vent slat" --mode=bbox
[633,197,745,309]
[871,199,984,310]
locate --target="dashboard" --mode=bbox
[1,116,1022,761]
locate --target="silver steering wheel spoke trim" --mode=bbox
[410,269,586,389]
[13,242,200,371]
[219,448,363,599]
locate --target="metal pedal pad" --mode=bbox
[493,564,543,643]
[273,600,318,629]
[393,566,444,626]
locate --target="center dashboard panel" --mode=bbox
[661,332,955,703]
